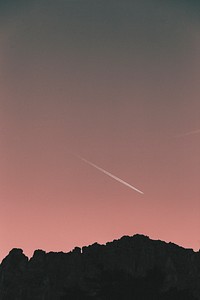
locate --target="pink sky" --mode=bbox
[0,1,200,261]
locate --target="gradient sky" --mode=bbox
[1,0,200,261]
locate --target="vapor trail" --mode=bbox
[76,154,144,195]
[176,129,200,137]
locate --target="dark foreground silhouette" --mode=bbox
[0,234,200,299]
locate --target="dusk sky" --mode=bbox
[1,0,200,261]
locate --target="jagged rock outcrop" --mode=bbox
[0,234,200,299]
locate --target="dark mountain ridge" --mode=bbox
[0,234,200,299]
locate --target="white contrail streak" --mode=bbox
[76,154,144,195]
[176,129,200,137]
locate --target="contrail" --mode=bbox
[76,154,144,195]
[176,129,200,137]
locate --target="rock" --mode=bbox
[0,235,199,299]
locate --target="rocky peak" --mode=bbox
[0,235,199,299]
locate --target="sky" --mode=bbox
[1,0,200,261]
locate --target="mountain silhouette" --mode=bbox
[0,234,199,299]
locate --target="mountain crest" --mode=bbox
[0,234,199,299]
